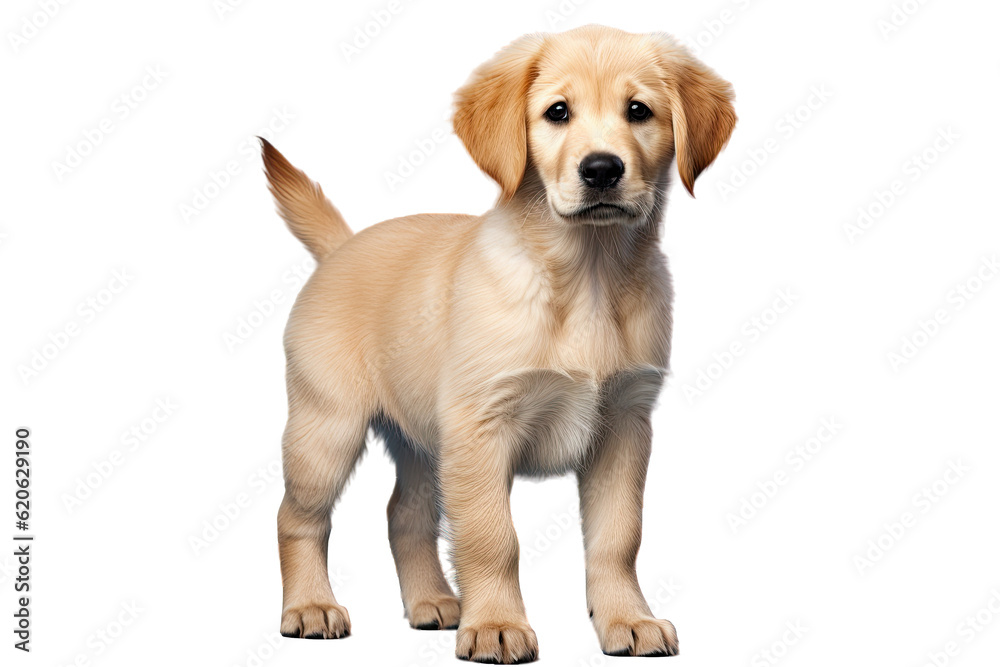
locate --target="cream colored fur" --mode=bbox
[262,25,735,663]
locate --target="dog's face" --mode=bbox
[454,26,737,225]
[525,33,678,225]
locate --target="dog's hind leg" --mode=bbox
[277,374,370,640]
[380,421,461,630]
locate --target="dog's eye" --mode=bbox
[627,101,652,122]
[545,102,569,123]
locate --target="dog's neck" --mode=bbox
[493,169,667,300]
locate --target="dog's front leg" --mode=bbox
[578,371,678,657]
[440,409,538,664]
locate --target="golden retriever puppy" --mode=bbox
[262,24,735,663]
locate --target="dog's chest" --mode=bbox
[491,282,652,476]
[552,290,631,373]
[478,223,638,371]
[470,221,667,473]
[505,362,664,476]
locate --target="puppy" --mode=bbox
[262,24,735,664]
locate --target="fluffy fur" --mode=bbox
[263,25,735,663]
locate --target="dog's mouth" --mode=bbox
[556,201,638,222]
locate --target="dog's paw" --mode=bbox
[456,620,538,664]
[597,617,677,657]
[408,594,461,630]
[280,603,351,639]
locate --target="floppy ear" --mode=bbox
[453,34,545,202]
[657,36,737,196]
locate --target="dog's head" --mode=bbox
[454,25,736,226]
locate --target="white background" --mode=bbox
[2,1,999,666]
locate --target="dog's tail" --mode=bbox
[260,138,352,261]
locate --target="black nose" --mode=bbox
[579,153,625,189]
